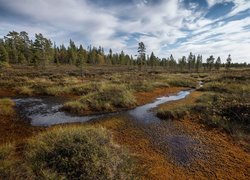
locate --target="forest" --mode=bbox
[1,31,249,71]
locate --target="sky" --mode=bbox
[0,0,250,63]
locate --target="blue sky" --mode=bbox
[0,0,249,63]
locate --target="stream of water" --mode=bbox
[14,87,204,166]
[14,90,190,126]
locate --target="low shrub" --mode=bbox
[24,126,134,179]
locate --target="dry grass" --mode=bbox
[0,98,15,116]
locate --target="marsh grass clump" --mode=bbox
[16,86,34,96]
[44,86,71,96]
[63,83,137,114]
[23,126,134,179]
[156,106,189,120]
[0,98,15,116]
[191,92,250,137]
[130,80,154,92]
[63,100,89,114]
[0,143,22,179]
[159,74,197,88]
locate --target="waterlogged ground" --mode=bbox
[12,89,250,179]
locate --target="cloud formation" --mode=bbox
[0,0,249,62]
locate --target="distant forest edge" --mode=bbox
[0,31,249,70]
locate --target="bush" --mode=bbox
[0,98,15,116]
[24,126,134,179]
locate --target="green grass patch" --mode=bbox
[63,83,137,114]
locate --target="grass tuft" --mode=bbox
[156,106,188,120]
[16,86,34,96]
[0,98,15,116]
[63,83,137,114]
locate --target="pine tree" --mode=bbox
[169,54,176,71]
[187,52,193,72]
[206,55,214,71]
[179,56,186,72]
[138,42,146,70]
[149,52,156,68]
[226,54,232,69]
[215,56,221,70]
[68,39,77,65]
[0,43,9,65]
[4,31,19,63]
[33,33,52,67]
[196,55,202,72]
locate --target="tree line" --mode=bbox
[0,31,249,71]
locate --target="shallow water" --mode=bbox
[14,97,103,126]
[14,89,204,166]
[14,90,191,126]
[129,91,190,123]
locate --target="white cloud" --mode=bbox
[0,0,249,63]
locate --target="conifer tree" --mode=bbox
[138,42,146,70]
[226,54,232,69]
[0,43,9,65]
[215,56,221,70]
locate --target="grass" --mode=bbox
[0,126,135,179]
[156,106,189,120]
[16,86,34,96]
[44,85,71,96]
[63,83,137,114]
[193,72,250,141]
[0,98,15,116]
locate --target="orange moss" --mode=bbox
[0,114,43,145]
[90,117,188,179]
[159,91,203,110]
[135,87,185,105]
